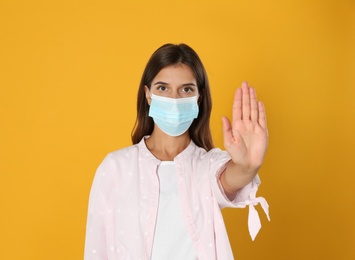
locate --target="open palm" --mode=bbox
[222,82,268,171]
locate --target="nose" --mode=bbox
[170,91,181,99]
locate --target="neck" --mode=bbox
[145,127,191,161]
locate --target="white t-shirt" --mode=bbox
[151,161,197,260]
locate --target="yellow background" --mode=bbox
[1,0,354,259]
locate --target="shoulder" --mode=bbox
[192,143,230,161]
[107,137,150,161]
[182,142,230,167]
[94,144,140,180]
[98,144,142,172]
[109,143,139,160]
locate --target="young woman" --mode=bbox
[84,43,270,260]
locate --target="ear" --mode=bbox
[144,85,152,105]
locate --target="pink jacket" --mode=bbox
[84,137,269,260]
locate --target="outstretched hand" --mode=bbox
[222,82,268,173]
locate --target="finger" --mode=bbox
[232,87,242,122]
[222,116,233,146]
[258,101,267,129]
[250,87,258,122]
[241,82,250,120]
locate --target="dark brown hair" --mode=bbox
[131,43,214,151]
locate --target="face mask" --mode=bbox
[148,94,199,137]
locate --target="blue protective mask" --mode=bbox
[148,94,199,137]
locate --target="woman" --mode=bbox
[84,43,270,260]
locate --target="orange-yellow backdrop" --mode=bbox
[1,0,354,259]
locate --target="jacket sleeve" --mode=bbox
[84,154,117,260]
[208,148,270,241]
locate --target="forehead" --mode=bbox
[152,64,196,84]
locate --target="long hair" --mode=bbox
[131,43,214,151]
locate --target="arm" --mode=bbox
[220,82,268,200]
[84,154,115,260]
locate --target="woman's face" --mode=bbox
[145,64,198,104]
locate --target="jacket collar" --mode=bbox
[137,136,197,162]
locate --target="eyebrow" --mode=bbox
[153,81,197,87]
[153,81,168,85]
[182,83,197,87]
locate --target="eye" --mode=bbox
[182,87,193,93]
[157,85,168,91]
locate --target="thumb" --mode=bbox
[222,116,233,145]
